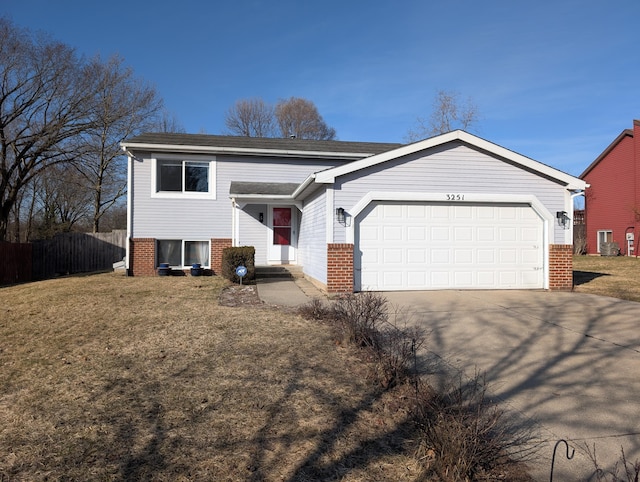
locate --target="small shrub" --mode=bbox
[221,246,255,284]
[587,444,640,482]
[332,292,388,349]
[414,371,537,480]
[298,298,332,320]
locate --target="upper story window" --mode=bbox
[152,155,216,199]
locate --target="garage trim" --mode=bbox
[345,191,553,290]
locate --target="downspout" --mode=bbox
[231,198,237,247]
[124,148,134,274]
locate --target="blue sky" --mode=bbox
[2,0,639,178]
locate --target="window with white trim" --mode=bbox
[597,230,613,253]
[157,240,210,268]
[152,155,215,199]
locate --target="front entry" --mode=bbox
[268,206,297,264]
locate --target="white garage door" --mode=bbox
[355,202,544,291]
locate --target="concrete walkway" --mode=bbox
[382,290,640,481]
[255,276,325,307]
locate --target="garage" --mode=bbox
[355,201,544,291]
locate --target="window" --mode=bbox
[597,230,613,253]
[157,240,210,267]
[152,155,215,198]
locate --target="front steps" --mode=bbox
[255,265,304,280]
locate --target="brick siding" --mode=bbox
[549,244,573,290]
[211,238,232,275]
[129,238,156,276]
[327,243,354,293]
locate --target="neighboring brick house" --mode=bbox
[121,130,586,292]
[580,120,640,256]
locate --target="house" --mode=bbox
[121,130,586,292]
[580,120,640,256]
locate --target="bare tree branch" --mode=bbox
[406,90,480,142]
[224,98,275,137]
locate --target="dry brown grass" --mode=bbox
[573,255,640,302]
[0,272,421,481]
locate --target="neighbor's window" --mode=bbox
[157,240,210,267]
[597,230,613,253]
[154,157,215,198]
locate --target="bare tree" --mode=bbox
[77,55,162,232]
[406,90,480,142]
[0,18,98,241]
[224,97,336,140]
[224,98,275,137]
[152,109,185,133]
[28,164,91,239]
[275,97,336,140]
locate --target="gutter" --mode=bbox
[291,174,316,199]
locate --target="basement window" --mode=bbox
[157,240,210,268]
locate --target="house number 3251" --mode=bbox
[446,194,465,201]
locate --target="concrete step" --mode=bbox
[255,265,303,279]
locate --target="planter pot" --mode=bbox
[190,263,203,276]
[158,263,171,276]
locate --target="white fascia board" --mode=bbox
[291,174,316,199]
[120,142,370,160]
[315,130,587,190]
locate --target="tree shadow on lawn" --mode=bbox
[573,270,609,286]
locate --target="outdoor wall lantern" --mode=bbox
[259,212,264,223]
[556,211,569,229]
[335,207,346,224]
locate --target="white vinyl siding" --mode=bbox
[238,204,268,264]
[332,143,566,244]
[298,188,328,284]
[131,153,338,239]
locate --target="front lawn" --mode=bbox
[0,273,419,481]
[573,255,640,302]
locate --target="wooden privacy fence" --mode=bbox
[31,230,127,280]
[0,241,32,284]
[1,231,127,284]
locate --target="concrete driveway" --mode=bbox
[382,290,640,481]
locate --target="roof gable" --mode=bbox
[314,130,586,190]
[580,128,634,179]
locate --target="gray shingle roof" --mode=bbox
[123,132,402,156]
[229,181,300,197]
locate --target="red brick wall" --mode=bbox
[211,238,232,275]
[549,244,573,290]
[327,243,354,293]
[129,238,155,276]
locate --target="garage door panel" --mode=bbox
[407,249,426,263]
[407,226,427,241]
[431,226,450,241]
[383,248,403,263]
[356,202,544,290]
[383,226,403,241]
[477,271,496,287]
[454,226,473,241]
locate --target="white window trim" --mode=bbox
[151,153,216,199]
[597,230,613,254]
[156,239,211,268]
